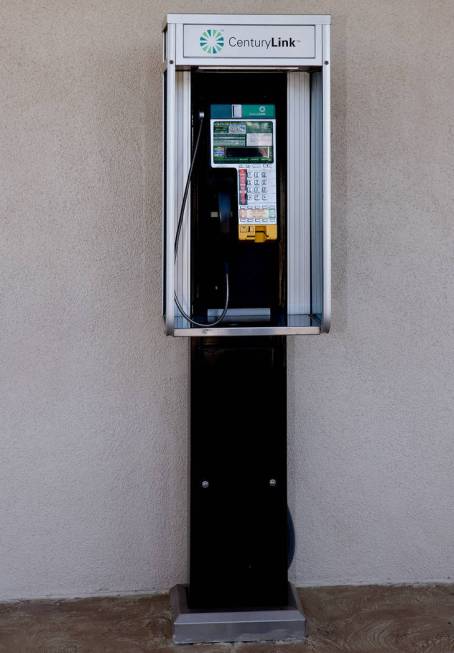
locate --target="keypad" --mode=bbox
[238,166,277,225]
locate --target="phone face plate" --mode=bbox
[210,104,277,241]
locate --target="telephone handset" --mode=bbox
[210,104,277,244]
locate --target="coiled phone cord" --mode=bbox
[174,111,230,328]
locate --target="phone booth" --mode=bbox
[162,13,331,644]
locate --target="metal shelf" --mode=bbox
[173,314,321,336]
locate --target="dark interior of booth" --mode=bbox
[190,71,288,327]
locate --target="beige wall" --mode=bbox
[1,0,453,599]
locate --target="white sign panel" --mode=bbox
[183,24,316,59]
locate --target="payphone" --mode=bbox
[210,103,278,242]
[163,13,331,644]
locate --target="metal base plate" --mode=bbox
[170,583,306,644]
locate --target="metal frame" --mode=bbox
[166,13,331,25]
[322,23,331,333]
[170,583,306,644]
[173,314,321,337]
[164,22,176,335]
[175,71,191,317]
[162,15,331,336]
[166,12,328,68]
[310,70,323,319]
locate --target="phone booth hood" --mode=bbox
[163,14,331,336]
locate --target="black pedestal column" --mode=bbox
[170,336,306,643]
[189,336,288,609]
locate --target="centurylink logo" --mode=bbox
[199,29,225,54]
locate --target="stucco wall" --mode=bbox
[1,0,453,600]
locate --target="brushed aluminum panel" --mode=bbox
[287,72,311,315]
[171,583,306,644]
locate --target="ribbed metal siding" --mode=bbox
[287,72,311,315]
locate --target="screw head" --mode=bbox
[269,478,277,487]
[201,480,209,489]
